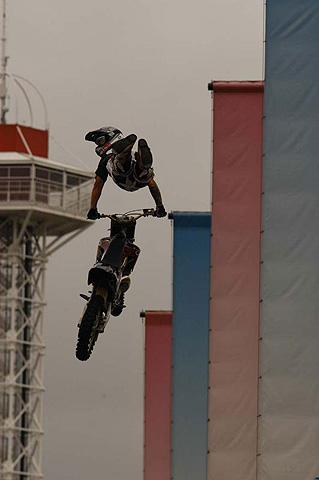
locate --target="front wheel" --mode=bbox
[76,295,104,361]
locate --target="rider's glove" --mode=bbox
[87,207,100,220]
[155,204,167,218]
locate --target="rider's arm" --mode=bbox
[148,178,167,217]
[90,175,105,208]
[148,178,163,206]
[91,155,109,208]
[87,157,109,219]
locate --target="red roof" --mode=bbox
[0,124,49,158]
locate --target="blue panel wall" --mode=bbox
[259,1,319,478]
[171,212,211,480]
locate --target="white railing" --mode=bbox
[0,171,93,218]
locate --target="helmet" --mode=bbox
[85,126,123,156]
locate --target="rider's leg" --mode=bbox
[112,134,137,174]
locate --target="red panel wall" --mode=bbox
[144,311,172,480]
[208,82,263,480]
[0,124,49,158]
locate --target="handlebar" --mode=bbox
[99,208,155,222]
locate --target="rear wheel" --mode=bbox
[76,295,104,361]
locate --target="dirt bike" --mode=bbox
[75,208,155,361]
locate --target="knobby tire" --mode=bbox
[76,295,104,361]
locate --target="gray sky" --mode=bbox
[7,1,263,478]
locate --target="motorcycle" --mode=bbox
[75,208,155,361]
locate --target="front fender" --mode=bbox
[88,263,117,290]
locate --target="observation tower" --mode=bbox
[0,2,93,477]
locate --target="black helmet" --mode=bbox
[85,126,124,157]
[85,126,123,148]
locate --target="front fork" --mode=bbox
[95,286,109,304]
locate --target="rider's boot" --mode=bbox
[111,276,131,317]
[112,134,137,174]
[112,134,137,154]
[136,139,153,169]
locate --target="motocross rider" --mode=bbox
[85,126,167,312]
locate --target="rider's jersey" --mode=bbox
[95,153,154,192]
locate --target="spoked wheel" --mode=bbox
[76,295,104,361]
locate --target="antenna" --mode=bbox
[0,0,8,123]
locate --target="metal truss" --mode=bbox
[0,216,47,479]
[0,213,87,479]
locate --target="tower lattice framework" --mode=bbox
[0,217,48,479]
[0,138,93,479]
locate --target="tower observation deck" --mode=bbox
[0,122,93,478]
